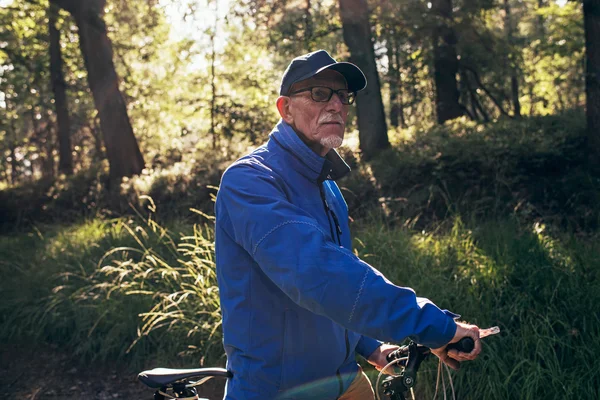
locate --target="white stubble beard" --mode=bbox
[320,134,343,149]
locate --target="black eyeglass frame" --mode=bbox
[288,86,357,105]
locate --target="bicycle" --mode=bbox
[138,327,498,400]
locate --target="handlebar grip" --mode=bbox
[446,337,475,353]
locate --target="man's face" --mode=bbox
[284,70,349,156]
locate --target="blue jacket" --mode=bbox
[215,120,457,399]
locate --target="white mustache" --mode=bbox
[319,115,343,124]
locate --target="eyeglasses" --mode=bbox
[288,86,356,105]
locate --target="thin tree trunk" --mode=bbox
[92,114,103,161]
[537,0,546,40]
[398,90,406,128]
[584,0,600,161]
[210,9,217,150]
[304,0,313,50]
[387,33,399,128]
[5,96,19,185]
[55,0,144,180]
[511,73,521,117]
[45,123,56,180]
[527,80,536,115]
[461,70,481,121]
[9,143,18,185]
[338,0,389,159]
[29,109,54,181]
[504,0,521,118]
[431,0,463,124]
[394,43,406,128]
[463,66,511,117]
[9,120,18,185]
[2,162,9,186]
[48,3,73,174]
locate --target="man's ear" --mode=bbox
[276,96,294,125]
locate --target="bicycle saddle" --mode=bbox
[138,367,232,388]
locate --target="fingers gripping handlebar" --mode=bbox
[384,336,475,366]
[446,337,475,353]
[380,337,475,400]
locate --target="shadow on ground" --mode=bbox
[0,343,225,400]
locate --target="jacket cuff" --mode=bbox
[443,309,461,320]
[434,315,458,349]
[356,335,383,359]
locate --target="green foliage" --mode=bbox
[340,109,596,231]
[0,0,96,182]
[354,217,600,399]
[520,1,585,115]
[0,206,223,367]
[0,146,233,230]
[2,205,599,397]
[0,0,589,190]
[0,106,597,397]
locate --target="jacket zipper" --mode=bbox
[320,182,349,398]
[318,183,342,245]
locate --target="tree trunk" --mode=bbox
[536,0,546,40]
[431,0,463,124]
[210,17,217,150]
[511,74,521,117]
[6,96,19,185]
[338,0,389,159]
[584,0,600,161]
[304,0,313,50]
[9,127,18,185]
[52,0,144,180]
[386,33,401,128]
[504,0,521,118]
[48,3,73,175]
[91,114,104,161]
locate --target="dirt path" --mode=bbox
[0,343,225,399]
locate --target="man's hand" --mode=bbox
[367,343,400,374]
[431,321,482,371]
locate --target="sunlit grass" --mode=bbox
[0,205,222,368]
[2,209,599,397]
[353,215,600,399]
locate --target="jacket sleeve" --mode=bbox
[356,335,382,359]
[216,162,457,349]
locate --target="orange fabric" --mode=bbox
[337,367,375,400]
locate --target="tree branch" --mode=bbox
[462,65,512,118]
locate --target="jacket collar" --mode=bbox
[269,120,351,182]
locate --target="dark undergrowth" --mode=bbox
[340,109,598,232]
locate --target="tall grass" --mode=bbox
[0,202,223,368]
[354,215,600,399]
[3,208,598,398]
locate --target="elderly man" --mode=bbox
[214,50,481,400]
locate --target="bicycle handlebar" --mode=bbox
[381,337,475,400]
[385,336,474,365]
[446,337,475,353]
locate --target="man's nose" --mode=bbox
[325,92,344,111]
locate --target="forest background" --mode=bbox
[1,0,600,398]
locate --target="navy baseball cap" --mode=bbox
[279,50,367,96]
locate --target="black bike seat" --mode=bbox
[138,367,232,388]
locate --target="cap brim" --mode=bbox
[283,62,367,95]
[317,62,367,93]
